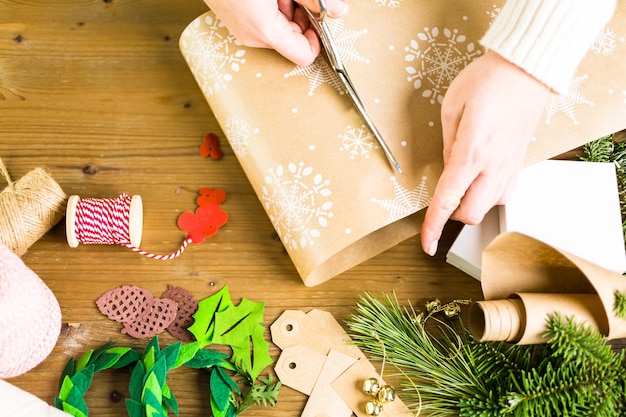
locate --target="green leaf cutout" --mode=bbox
[188,285,234,345]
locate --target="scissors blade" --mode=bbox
[304,7,403,174]
[335,70,403,175]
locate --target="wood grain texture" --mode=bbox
[1,1,483,416]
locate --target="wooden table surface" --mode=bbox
[1,1,491,415]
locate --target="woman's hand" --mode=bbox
[203,0,349,66]
[421,50,550,256]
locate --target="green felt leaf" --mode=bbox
[142,372,163,404]
[210,395,228,417]
[70,365,95,394]
[143,388,165,417]
[172,341,201,369]
[59,358,76,390]
[145,402,167,417]
[148,357,169,388]
[210,367,233,411]
[146,336,161,355]
[143,346,156,372]
[249,324,274,381]
[58,376,74,402]
[62,401,88,417]
[158,341,181,371]
[129,360,146,401]
[188,285,234,345]
[185,348,229,369]
[90,341,116,363]
[67,383,89,416]
[114,348,141,369]
[214,365,240,395]
[74,349,94,374]
[162,383,179,415]
[126,398,143,417]
[212,298,265,349]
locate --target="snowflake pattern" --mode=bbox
[486,4,501,25]
[592,26,616,55]
[544,74,593,125]
[284,18,369,96]
[180,15,246,96]
[339,125,378,160]
[373,0,402,8]
[405,26,481,105]
[371,176,430,224]
[223,115,252,157]
[262,162,334,250]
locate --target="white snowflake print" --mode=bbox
[285,18,369,96]
[339,125,378,160]
[180,15,246,96]
[371,176,430,224]
[405,26,481,105]
[544,75,593,125]
[373,0,401,8]
[486,4,501,25]
[262,162,334,250]
[223,115,251,157]
[592,26,616,55]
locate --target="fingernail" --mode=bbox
[328,1,349,17]
[428,240,438,257]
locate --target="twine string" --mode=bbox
[0,159,67,257]
[73,193,191,260]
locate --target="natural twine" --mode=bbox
[0,159,67,256]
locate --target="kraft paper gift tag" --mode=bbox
[469,232,626,344]
[180,1,626,286]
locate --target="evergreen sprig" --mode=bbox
[580,133,626,241]
[347,292,626,417]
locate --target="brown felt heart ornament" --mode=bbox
[162,285,199,342]
[121,298,178,339]
[96,285,153,324]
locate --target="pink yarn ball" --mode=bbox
[0,242,61,379]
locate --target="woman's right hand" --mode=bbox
[203,0,349,66]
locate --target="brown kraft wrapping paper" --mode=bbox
[470,232,626,344]
[180,1,626,286]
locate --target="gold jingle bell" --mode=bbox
[425,298,441,312]
[443,302,461,318]
[365,400,383,416]
[377,385,396,404]
[362,377,381,395]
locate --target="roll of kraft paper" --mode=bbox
[469,293,607,344]
[0,380,71,417]
[0,242,62,378]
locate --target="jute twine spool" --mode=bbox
[0,159,67,256]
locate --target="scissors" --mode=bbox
[303,0,403,175]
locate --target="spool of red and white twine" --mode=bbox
[65,194,191,260]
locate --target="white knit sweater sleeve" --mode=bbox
[480,0,617,94]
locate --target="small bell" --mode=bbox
[425,298,441,312]
[362,377,381,395]
[377,385,396,404]
[365,400,383,416]
[443,302,461,318]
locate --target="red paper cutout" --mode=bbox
[197,187,226,207]
[199,132,223,160]
[177,204,228,244]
